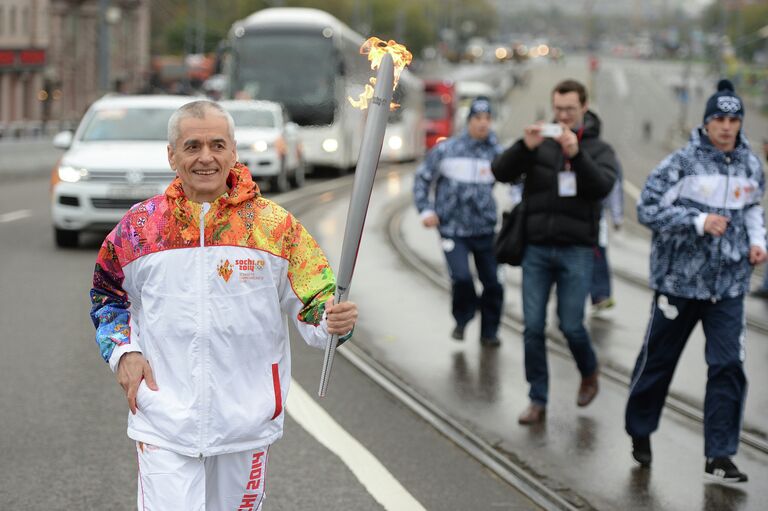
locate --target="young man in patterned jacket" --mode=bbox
[626,79,766,483]
[90,100,358,509]
[413,96,504,346]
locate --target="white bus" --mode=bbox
[223,7,424,171]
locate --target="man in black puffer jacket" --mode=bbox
[492,79,618,425]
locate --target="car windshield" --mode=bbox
[227,109,276,128]
[80,107,177,142]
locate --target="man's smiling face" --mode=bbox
[167,112,237,203]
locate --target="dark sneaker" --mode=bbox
[632,436,652,467]
[705,457,748,483]
[480,336,501,347]
[451,325,465,341]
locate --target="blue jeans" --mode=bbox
[626,294,746,457]
[441,234,503,339]
[522,244,597,405]
[590,245,611,304]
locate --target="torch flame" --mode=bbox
[348,37,413,110]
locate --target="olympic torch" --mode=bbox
[318,40,409,397]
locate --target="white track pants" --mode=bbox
[136,442,269,511]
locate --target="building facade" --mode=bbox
[0,0,149,134]
[0,0,49,134]
[48,0,150,124]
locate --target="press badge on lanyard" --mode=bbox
[558,126,583,197]
[558,165,577,197]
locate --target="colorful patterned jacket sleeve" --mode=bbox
[278,212,343,349]
[90,227,141,371]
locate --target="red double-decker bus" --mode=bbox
[424,79,456,149]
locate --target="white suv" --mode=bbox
[220,100,305,193]
[50,95,196,247]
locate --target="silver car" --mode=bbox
[220,100,306,193]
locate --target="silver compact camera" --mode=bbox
[539,123,563,138]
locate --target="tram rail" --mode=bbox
[279,171,589,511]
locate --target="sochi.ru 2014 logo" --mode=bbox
[217,259,234,282]
[236,258,265,281]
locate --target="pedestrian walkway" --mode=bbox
[0,136,62,180]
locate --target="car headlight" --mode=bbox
[387,136,403,151]
[322,138,338,153]
[58,165,89,183]
[252,140,269,152]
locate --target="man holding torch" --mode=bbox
[90,100,358,509]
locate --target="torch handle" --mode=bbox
[318,332,339,398]
[317,53,395,398]
[318,287,347,397]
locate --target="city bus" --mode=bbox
[380,66,425,163]
[223,7,424,171]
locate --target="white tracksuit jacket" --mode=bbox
[90,165,342,457]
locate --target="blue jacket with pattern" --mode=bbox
[638,127,766,300]
[413,130,503,237]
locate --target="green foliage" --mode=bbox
[150,0,495,57]
[701,1,768,62]
[734,3,768,61]
[151,0,270,54]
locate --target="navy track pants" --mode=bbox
[625,293,747,458]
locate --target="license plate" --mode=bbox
[108,185,159,199]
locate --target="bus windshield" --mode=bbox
[231,31,336,126]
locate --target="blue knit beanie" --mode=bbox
[467,96,492,120]
[703,79,744,124]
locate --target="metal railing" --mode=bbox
[0,120,78,141]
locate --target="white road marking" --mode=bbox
[623,179,642,203]
[0,209,32,223]
[287,380,426,511]
[612,68,629,99]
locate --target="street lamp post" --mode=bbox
[98,0,111,92]
[98,0,122,93]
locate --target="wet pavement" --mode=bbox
[4,55,766,510]
[301,165,768,510]
[296,54,768,510]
